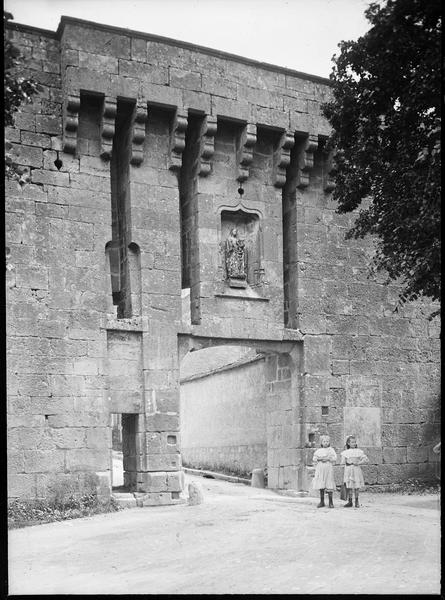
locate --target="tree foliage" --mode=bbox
[322,0,441,308]
[4,10,41,184]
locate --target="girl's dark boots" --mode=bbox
[317,490,325,508]
[355,497,360,508]
[328,492,334,508]
[344,494,353,508]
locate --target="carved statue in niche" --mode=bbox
[225,227,247,288]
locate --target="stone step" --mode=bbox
[112,491,187,508]
[112,492,137,509]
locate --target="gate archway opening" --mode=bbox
[178,335,304,490]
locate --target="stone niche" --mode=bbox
[220,209,263,292]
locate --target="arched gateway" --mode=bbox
[6,17,440,506]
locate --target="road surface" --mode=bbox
[8,474,440,594]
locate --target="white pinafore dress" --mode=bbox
[340,448,369,489]
[312,447,337,491]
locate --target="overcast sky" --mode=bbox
[5,0,372,78]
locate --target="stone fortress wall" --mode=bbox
[6,17,440,504]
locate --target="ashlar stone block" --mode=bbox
[7,473,37,499]
[137,471,167,492]
[135,492,179,506]
[145,413,179,432]
[65,448,110,471]
[166,470,185,492]
[63,24,131,59]
[146,453,181,471]
[24,449,65,473]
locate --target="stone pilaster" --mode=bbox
[264,346,303,490]
[129,105,184,504]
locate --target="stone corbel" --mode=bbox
[62,93,80,154]
[273,131,295,188]
[198,115,217,176]
[100,97,117,160]
[130,101,148,166]
[296,133,318,189]
[323,147,337,192]
[169,111,188,171]
[236,123,257,183]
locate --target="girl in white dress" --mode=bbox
[312,434,337,508]
[340,435,369,507]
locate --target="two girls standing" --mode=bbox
[312,434,368,508]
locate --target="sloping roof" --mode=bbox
[180,346,264,382]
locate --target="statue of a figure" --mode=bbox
[225,227,247,287]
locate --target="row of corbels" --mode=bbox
[62,94,336,191]
[63,93,148,165]
[160,113,336,190]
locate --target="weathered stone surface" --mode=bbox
[145,453,181,471]
[251,468,265,488]
[8,473,37,499]
[9,143,44,168]
[383,447,407,464]
[113,492,137,508]
[65,448,110,471]
[303,336,331,375]
[145,413,180,432]
[138,471,167,492]
[62,24,131,59]
[85,427,110,449]
[24,449,65,473]
[79,51,118,73]
[135,492,180,506]
[5,17,440,506]
[187,481,204,505]
[406,446,429,463]
[35,114,62,135]
[166,471,185,492]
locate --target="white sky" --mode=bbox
[5,0,372,78]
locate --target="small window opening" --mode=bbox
[322,406,329,416]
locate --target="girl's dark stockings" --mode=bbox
[318,489,334,508]
[344,487,353,507]
[344,488,360,507]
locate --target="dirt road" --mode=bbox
[8,474,440,595]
